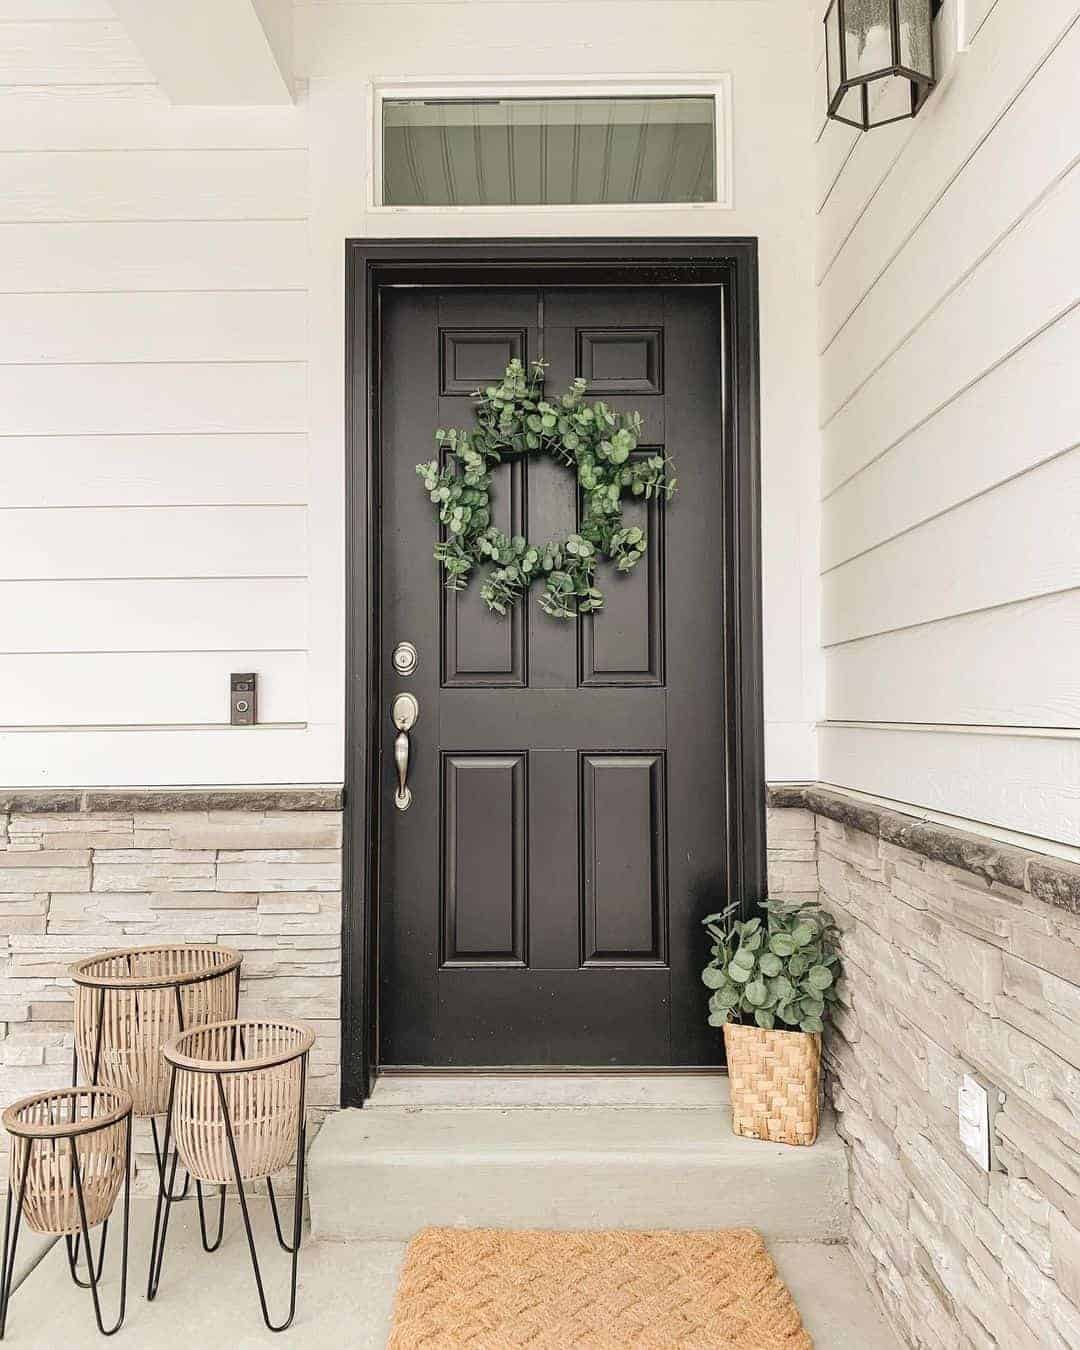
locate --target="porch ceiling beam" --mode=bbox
[109,0,293,106]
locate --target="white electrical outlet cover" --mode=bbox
[958,1074,991,1172]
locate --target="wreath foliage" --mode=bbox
[416,358,677,619]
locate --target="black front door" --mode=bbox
[376,281,735,1067]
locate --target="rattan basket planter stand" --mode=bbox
[0,1087,132,1339]
[69,945,242,1264]
[148,1020,314,1335]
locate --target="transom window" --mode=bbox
[380,95,719,207]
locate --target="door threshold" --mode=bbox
[365,1071,730,1111]
[376,1066,727,1075]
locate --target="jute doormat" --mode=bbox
[387,1227,813,1349]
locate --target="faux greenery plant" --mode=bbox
[701,900,842,1034]
[416,357,677,620]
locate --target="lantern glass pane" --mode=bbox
[825,4,842,103]
[898,0,933,79]
[867,73,914,126]
[834,84,866,128]
[843,0,894,79]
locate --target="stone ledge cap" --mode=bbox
[0,785,344,814]
[767,782,1079,915]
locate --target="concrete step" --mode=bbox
[309,1086,849,1242]
[364,1072,732,1111]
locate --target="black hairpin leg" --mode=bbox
[0,1139,30,1340]
[147,1068,179,1302]
[70,1116,132,1337]
[192,974,240,1253]
[216,1059,306,1333]
[65,1220,108,1289]
[68,987,109,1274]
[196,1182,227,1252]
[149,1116,192,1203]
[266,1179,299,1254]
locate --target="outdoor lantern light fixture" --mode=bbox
[824,0,938,131]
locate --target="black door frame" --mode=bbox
[343,239,765,1106]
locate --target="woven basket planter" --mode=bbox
[2,1087,131,1236]
[164,1019,314,1186]
[723,1023,822,1146]
[70,944,242,1116]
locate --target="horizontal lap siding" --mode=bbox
[0,20,311,765]
[817,0,1080,844]
[0,652,308,726]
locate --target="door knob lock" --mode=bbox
[390,693,419,810]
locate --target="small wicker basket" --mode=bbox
[164,1019,314,1186]
[70,944,242,1116]
[723,1023,822,1146]
[2,1087,132,1236]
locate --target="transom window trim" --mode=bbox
[369,77,734,212]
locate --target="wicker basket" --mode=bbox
[2,1087,132,1236]
[164,1019,314,1186]
[70,944,242,1116]
[723,1022,822,1146]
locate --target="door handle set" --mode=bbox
[390,691,419,811]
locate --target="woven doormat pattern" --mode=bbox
[387,1227,813,1349]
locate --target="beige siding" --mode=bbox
[814,0,1080,845]
[0,1,821,786]
[0,11,311,771]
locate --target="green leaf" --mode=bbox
[791,922,816,948]
[769,934,796,958]
[731,947,755,970]
[728,963,752,984]
[701,967,725,989]
[758,952,782,977]
[808,965,834,991]
[754,1009,775,1030]
[744,979,768,1008]
[800,1017,824,1034]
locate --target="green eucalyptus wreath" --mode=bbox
[416,358,677,620]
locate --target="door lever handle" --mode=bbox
[390,693,419,811]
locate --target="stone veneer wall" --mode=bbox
[769,786,1080,1350]
[0,788,343,1191]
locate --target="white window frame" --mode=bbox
[368,75,734,213]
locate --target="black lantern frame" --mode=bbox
[824,0,938,132]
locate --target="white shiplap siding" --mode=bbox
[0,14,310,772]
[0,2,822,786]
[816,0,1080,845]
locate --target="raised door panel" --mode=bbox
[577,328,664,395]
[581,753,667,966]
[580,448,666,686]
[441,753,527,967]
[440,328,526,395]
[441,456,526,687]
[437,321,530,687]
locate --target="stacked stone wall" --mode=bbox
[0,788,342,1193]
[769,787,1080,1350]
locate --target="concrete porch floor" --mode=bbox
[7,1199,902,1348]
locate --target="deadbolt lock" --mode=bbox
[392,641,419,676]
